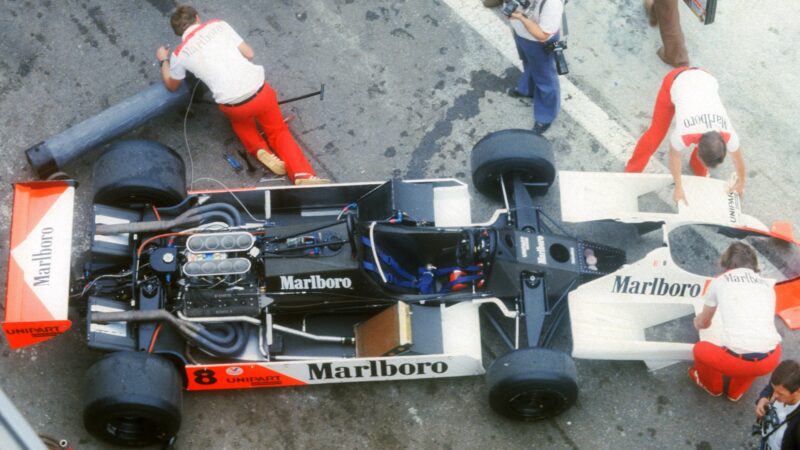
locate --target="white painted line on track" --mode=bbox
[442,0,668,174]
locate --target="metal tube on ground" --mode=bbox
[25,82,191,178]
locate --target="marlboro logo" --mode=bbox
[31,227,54,287]
[280,275,353,290]
[612,276,702,297]
[308,360,449,380]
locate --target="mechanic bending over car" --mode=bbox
[754,360,800,450]
[624,67,745,205]
[692,242,782,402]
[156,5,329,185]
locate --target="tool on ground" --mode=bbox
[223,153,243,172]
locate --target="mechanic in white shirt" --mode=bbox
[691,242,782,401]
[507,0,564,135]
[624,67,746,206]
[155,5,328,185]
[755,360,800,450]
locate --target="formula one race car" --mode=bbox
[4,129,628,446]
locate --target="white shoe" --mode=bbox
[256,149,286,175]
[294,175,330,186]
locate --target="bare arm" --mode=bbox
[509,11,553,42]
[693,304,717,330]
[155,46,182,92]
[729,149,746,196]
[669,147,687,205]
[238,42,255,61]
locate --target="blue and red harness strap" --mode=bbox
[360,236,483,293]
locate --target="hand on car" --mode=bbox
[729,177,745,198]
[673,185,688,206]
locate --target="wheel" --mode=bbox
[486,347,577,421]
[471,129,555,200]
[92,140,186,207]
[83,351,183,446]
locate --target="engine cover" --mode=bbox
[183,286,260,317]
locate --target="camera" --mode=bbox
[752,404,781,437]
[544,40,569,75]
[502,0,531,17]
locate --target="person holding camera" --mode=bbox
[156,5,328,185]
[505,0,564,135]
[754,360,800,449]
[691,242,782,402]
[624,67,746,205]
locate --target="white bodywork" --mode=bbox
[561,172,766,370]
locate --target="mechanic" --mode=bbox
[691,242,781,402]
[755,360,800,450]
[644,0,689,67]
[156,5,329,185]
[507,0,564,135]
[623,67,745,205]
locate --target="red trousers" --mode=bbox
[692,341,781,399]
[219,82,316,182]
[624,67,707,176]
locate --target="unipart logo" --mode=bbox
[727,192,739,224]
[612,275,701,297]
[308,360,448,380]
[280,275,353,290]
[6,326,60,336]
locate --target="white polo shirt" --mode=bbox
[669,70,740,154]
[510,0,563,42]
[704,268,781,353]
[169,20,265,104]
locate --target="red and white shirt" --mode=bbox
[669,70,740,154]
[169,20,264,104]
[704,268,781,353]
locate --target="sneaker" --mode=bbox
[533,122,551,135]
[256,149,286,175]
[294,175,330,186]
[726,393,744,402]
[507,88,532,99]
[688,367,722,397]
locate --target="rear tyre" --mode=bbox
[486,348,578,421]
[92,140,186,207]
[471,129,555,200]
[83,351,183,446]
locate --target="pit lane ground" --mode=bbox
[0,1,798,448]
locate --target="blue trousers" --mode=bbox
[514,33,561,124]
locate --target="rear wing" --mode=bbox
[3,181,75,349]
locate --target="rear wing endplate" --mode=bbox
[3,181,75,349]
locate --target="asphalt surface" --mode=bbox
[1,1,799,449]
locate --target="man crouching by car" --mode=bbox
[754,360,800,450]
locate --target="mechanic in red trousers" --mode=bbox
[624,67,746,205]
[691,242,782,402]
[156,5,328,185]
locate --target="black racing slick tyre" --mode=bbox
[92,140,186,207]
[471,129,555,200]
[486,348,578,421]
[83,351,183,447]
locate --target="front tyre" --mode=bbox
[83,351,183,446]
[486,348,578,421]
[471,129,555,200]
